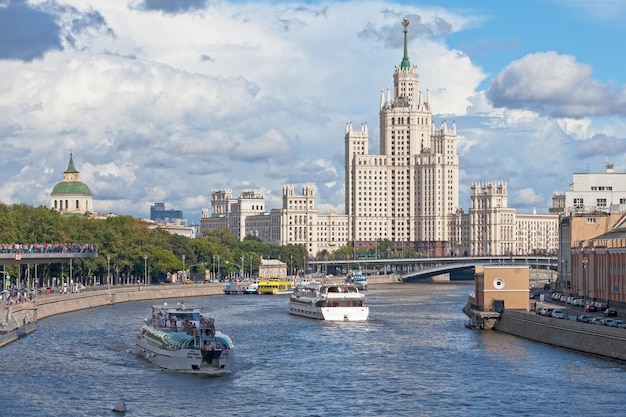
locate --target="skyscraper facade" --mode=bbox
[345,19,459,256]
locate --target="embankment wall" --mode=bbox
[496,309,626,361]
[34,284,225,320]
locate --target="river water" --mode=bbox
[1,282,625,417]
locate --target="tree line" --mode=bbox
[0,203,307,285]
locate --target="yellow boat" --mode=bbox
[257,279,295,295]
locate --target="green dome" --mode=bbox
[51,181,92,196]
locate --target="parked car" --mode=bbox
[585,303,597,312]
[591,317,604,325]
[552,309,565,319]
[601,318,615,326]
[576,314,593,323]
[610,320,625,328]
[604,308,618,317]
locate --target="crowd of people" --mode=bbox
[0,243,97,254]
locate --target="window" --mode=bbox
[573,198,583,209]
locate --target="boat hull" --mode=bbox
[136,332,233,375]
[288,301,370,321]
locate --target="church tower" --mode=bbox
[50,154,93,215]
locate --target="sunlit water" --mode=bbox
[2,283,625,416]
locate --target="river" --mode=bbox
[1,282,625,416]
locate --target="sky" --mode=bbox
[2,0,626,225]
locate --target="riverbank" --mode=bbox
[495,309,626,360]
[0,283,225,348]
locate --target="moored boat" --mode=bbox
[136,302,234,374]
[345,270,368,290]
[288,282,369,321]
[258,278,294,295]
[243,283,259,294]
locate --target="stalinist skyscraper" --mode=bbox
[345,19,459,256]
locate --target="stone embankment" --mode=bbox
[495,309,626,361]
[0,283,225,348]
[36,283,225,319]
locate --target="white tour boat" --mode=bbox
[136,302,234,374]
[288,282,369,321]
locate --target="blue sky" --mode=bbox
[2,0,626,224]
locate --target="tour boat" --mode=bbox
[288,282,369,321]
[136,302,234,374]
[257,279,294,295]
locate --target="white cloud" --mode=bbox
[487,51,626,118]
[1,0,626,224]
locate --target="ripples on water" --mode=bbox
[1,283,625,417]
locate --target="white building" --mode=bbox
[50,154,93,215]
[344,19,459,255]
[565,162,626,214]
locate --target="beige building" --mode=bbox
[200,185,348,257]
[450,182,559,256]
[258,258,287,279]
[345,19,459,255]
[475,265,530,311]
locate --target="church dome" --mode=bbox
[51,181,92,196]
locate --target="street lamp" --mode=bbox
[582,257,588,303]
[107,255,111,290]
[144,255,148,285]
[290,255,293,278]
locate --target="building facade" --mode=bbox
[344,19,459,255]
[150,203,184,223]
[200,185,348,258]
[50,154,93,215]
[200,189,266,241]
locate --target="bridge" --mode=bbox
[308,256,558,282]
[0,244,98,266]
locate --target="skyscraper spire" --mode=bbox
[400,18,411,70]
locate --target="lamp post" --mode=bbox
[182,255,186,282]
[212,255,215,282]
[240,256,244,281]
[582,257,588,304]
[290,255,293,278]
[107,255,111,290]
[217,256,220,281]
[249,255,253,279]
[144,255,148,285]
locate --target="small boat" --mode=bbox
[243,283,258,294]
[288,282,369,321]
[258,278,294,295]
[136,302,234,374]
[345,270,368,290]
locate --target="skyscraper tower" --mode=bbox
[345,19,459,255]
